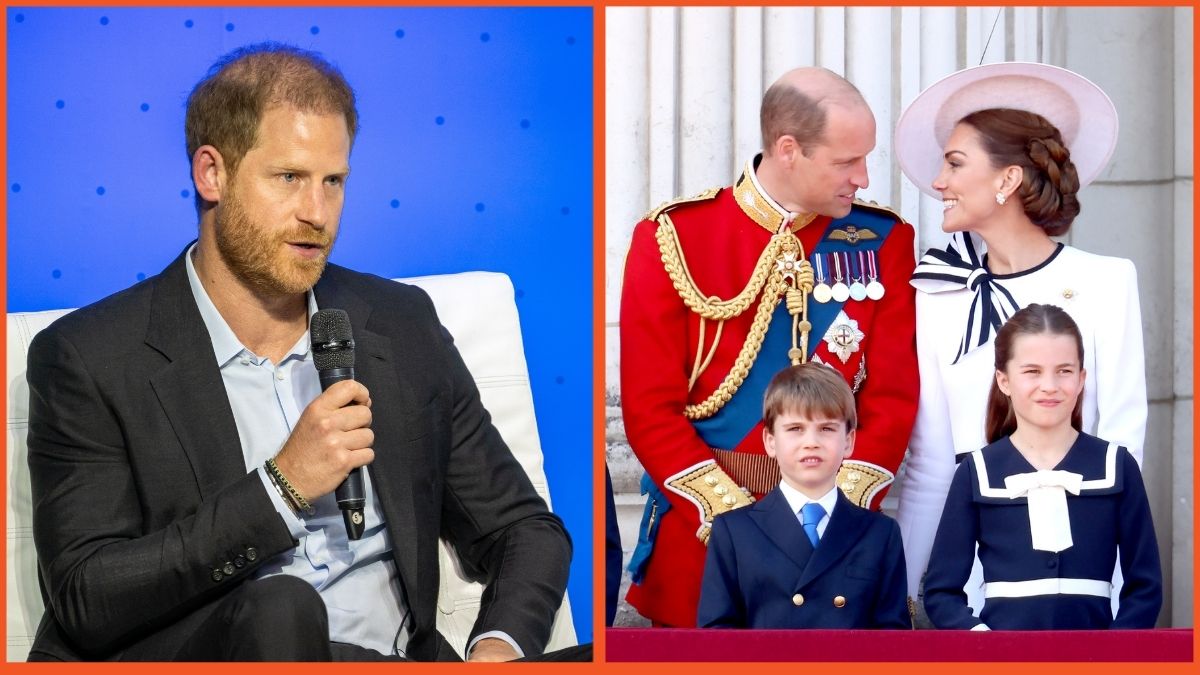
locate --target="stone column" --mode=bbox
[1047,6,1191,626]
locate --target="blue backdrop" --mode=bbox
[6,6,593,642]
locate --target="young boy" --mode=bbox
[697,363,910,628]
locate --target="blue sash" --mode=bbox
[693,207,897,450]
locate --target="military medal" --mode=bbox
[823,312,864,364]
[775,248,801,282]
[849,251,868,301]
[831,252,850,302]
[812,253,833,303]
[865,250,885,300]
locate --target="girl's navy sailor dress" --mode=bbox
[924,432,1162,629]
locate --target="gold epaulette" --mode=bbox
[666,463,755,545]
[836,459,895,508]
[643,187,721,222]
[852,198,906,223]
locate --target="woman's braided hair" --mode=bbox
[961,108,1081,235]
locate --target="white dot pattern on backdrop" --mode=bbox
[6,5,594,644]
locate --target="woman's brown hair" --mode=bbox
[985,303,1085,443]
[960,108,1081,236]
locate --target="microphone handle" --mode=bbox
[317,366,367,540]
[337,469,366,540]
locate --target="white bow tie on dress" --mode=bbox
[1004,470,1083,553]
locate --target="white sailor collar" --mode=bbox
[968,432,1126,504]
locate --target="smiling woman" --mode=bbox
[894,62,1148,622]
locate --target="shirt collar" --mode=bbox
[184,242,318,367]
[732,153,819,234]
[778,480,839,518]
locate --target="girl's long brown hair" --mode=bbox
[985,303,1085,443]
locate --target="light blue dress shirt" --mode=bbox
[184,246,521,659]
[185,246,411,656]
[778,481,839,540]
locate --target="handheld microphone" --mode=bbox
[310,308,366,540]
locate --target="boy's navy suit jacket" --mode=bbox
[698,486,909,629]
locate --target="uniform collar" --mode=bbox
[732,154,819,234]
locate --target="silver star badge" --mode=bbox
[823,312,864,363]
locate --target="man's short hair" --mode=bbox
[760,83,827,157]
[760,72,865,157]
[762,363,857,432]
[185,42,358,178]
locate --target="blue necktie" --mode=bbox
[800,502,825,549]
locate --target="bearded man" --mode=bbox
[26,43,575,663]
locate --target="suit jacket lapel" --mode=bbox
[144,258,433,630]
[313,271,425,610]
[748,488,814,571]
[144,247,247,500]
[797,491,869,588]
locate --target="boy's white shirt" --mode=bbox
[778,481,839,539]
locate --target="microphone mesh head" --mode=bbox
[310,308,355,371]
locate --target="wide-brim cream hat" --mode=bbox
[895,61,1118,199]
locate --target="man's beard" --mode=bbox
[214,190,333,296]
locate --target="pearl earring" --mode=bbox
[995,192,1007,205]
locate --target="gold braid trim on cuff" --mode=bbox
[836,460,895,508]
[666,463,755,545]
[656,217,812,420]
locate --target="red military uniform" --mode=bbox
[620,157,919,627]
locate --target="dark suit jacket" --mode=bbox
[697,488,909,629]
[25,247,571,661]
[604,466,620,627]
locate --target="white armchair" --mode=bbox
[6,271,576,661]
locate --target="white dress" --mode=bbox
[896,237,1147,608]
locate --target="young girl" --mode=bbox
[923,304,1161,630]
[893,63,1147,616]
